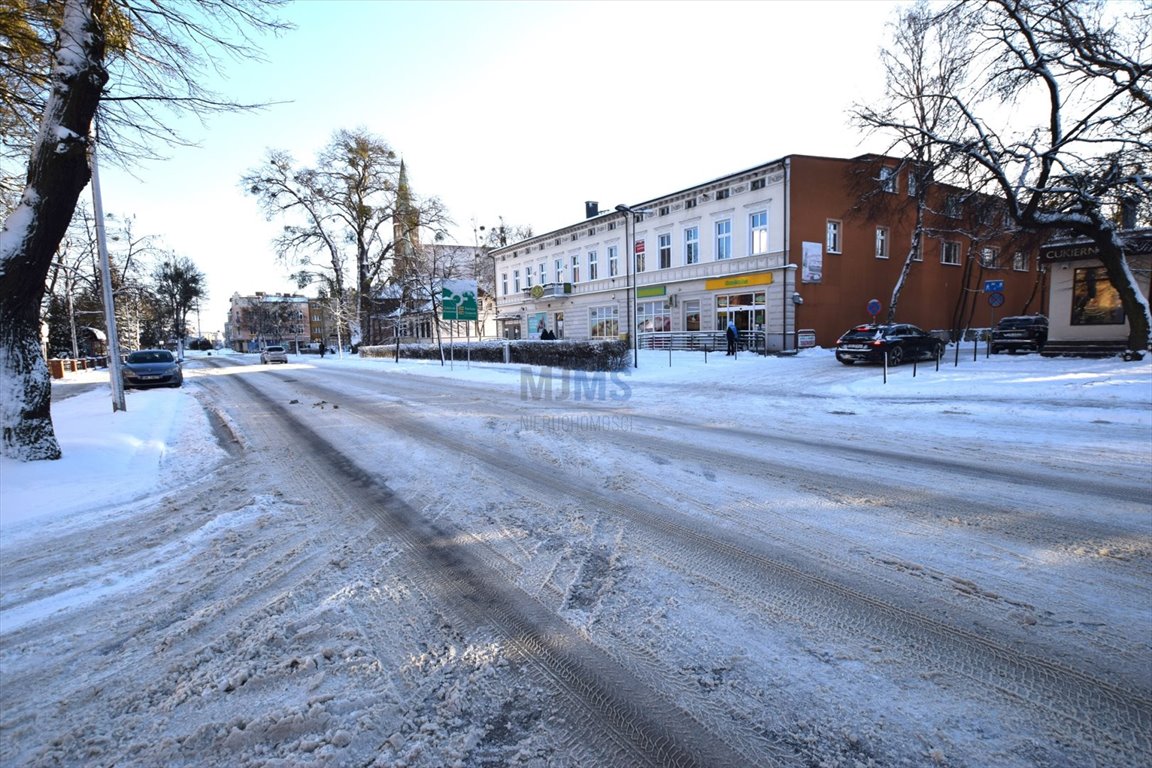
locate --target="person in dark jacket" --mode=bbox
[725,319,738,355]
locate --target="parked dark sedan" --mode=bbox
[835,323,945,365]
[121,349,183,388]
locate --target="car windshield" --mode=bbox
[266,347,284,352]
[127,351,174,364]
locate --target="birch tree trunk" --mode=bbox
[0,0,108,460]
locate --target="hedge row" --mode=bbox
[358,339,630,372]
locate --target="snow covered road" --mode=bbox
[2,350,1149,767]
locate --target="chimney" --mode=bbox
[585,201,599,219]
[1121,197,1137,230]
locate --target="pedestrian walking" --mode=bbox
[726,319,739,356]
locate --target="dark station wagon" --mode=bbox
[991,315,1048,354]
[835,323,945,366]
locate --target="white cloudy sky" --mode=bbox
[96,0,906,337]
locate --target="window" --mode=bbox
[635,239,646,273]
[555,258,565,283]
[944,195,963,218]
[658,233,672,269]
[685,226,700,264]
[539,261,547,284]
[716,188,730,200]
[751,178,766,191]
[501,273,508,296]
[941,240,961,265]
[588,250,598,280]
[826,219,842,254]
[1012,251,1028,271]
[571,253,580,283]
[750,210,768,254]
[513,269,521,292]
[659,205,670,216]
[685,198,697,210]
[880,166,897,193]
[980,247,999,268]
[716,219,732,260]
[875,226,889,259]
[589,306,619,339]
[684,299,701,331]
[636,300,671,334]
[525,264,533,288]
[608,221,617,231]
[912,232,923,261]
[907,173,918,197]
[608,245,619,277]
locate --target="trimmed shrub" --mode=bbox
[359,339,629,372]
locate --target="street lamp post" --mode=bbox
[615,204,652,368]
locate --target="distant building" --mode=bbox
[369,244,498,344]
[225,292,312,353]
[492,153,1048,351]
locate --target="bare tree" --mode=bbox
[151,254,205,351]
[1,0,287,461]
[244,129,402,347]
[245,137,457,348]
[859,0,1152,356]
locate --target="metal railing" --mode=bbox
[637,330,766,352]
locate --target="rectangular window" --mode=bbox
[555,258,565,284]
[539,261,547,284]
[945,195,963,218]
[716,219,732,260]
[880,166,897,193]
[716,188,730,200]
[751,178,766,191]
[659,205,670,216]
[912,232,923,261]
[589,305,620,339]
[608,221,617,231]
[1072,266,1125,325]
[608,245,619,277]
[907,173,918,197]
[513,269,521,292]
[635,239,646,273]
[658,233,672,269]
[636,300,671,334]
[684,299,701,331]
[685,198,697,210]
[685,226,700,264]
[1012,251,1028,271]
[981,247,999,268]
[941,240,960,265]
[525,264,533,288]
[826,219,842,253]
[750,210,768,254]
[501,273,508,296]
[588,250,598,280]
[571,253,580,283]
[875,227,889,259]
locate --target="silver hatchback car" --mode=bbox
[260,345,288,364]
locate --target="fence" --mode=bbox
[637,330,767,353]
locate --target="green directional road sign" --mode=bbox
[441,279,478,321]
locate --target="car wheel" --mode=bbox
[837,356,854,366]
[888,346,904,366]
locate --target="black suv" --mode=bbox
[991,315,1048,354]
[835,323,945,365]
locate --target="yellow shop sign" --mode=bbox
[705,272,775,291]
